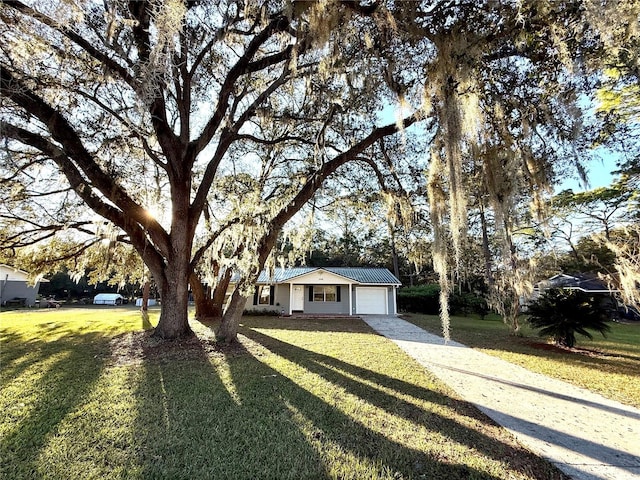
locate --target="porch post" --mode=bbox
[289,283,293,316]
[392,285,397,315]
[348,282,352,316]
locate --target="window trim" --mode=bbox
[254,285,274,306]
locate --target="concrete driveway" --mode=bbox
[362,315,640,480]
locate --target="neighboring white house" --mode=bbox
[0,264,47,307]
[239,267,401,316]
[93,293,124,305]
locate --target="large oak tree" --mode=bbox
[0,0,422,340]
[2,1,638,342]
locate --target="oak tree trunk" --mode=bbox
[154,267,193,339]
[152,198,194,339]
[191,273,219,319]
[191,268,233,320]
[216,287,247,344]
[212,269,233,314]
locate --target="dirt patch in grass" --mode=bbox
[107,328,248,366]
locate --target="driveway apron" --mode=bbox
[362,315,640,480]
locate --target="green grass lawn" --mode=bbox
[0,307,568,480]
[403,313,640,409]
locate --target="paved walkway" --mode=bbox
[361,316,640,480]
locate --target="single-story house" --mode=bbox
[522,273,618,311]
[525,273,640,321]
[0,264,47,307]
[241,267,401,316]
[533,273,618,298]
[93,293,124,305]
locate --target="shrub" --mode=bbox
[450,291,490,318]
[526,289,611,348]
[243,309,282,316]
[397,284,441,314]
[398,284,489,317]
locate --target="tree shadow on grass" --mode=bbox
[0,328,110,479]
[130,330,503,480]
[490,336,640,384]
[239,326,569,480]
[233,342,503,479]
[0,331,38,384]
[131,335,329,480]
[404,315,640,380]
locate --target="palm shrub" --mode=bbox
[526,288,611,348]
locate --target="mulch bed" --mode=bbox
[522,339,608,358]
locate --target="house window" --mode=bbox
[313,285,337,302]
[255,285,273,305]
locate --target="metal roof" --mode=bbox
[541,274,618,293]
[255,267,401,285]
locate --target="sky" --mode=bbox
[558,148,619,193]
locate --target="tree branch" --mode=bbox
[258,112,422,263]
[0,119,171,260]
[234,133,311,146]
[190,216,243,271]
[0,69,170,246]
[127,0,180,166]
[190,15,292,156]
[5,0,136,87]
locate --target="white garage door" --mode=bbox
[356,287,387,314]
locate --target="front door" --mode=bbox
[292,285,304,312]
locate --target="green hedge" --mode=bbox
[398,284,488,317]
[397,285,441,314]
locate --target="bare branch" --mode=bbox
[190,15,292,156]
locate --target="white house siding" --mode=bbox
[0,265,42,307]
